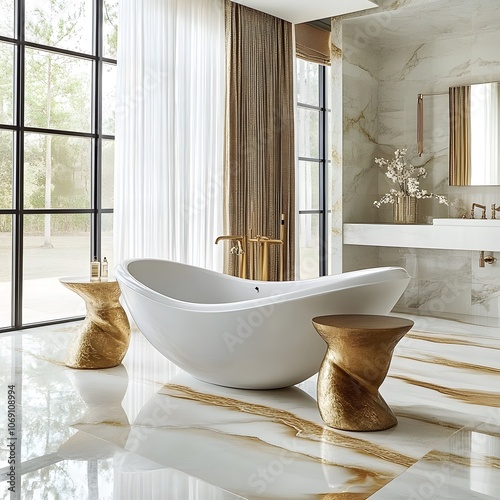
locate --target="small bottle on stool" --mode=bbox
[91,257,101,281]
[101,257,109,280]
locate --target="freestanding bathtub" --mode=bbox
[115,259,411,389]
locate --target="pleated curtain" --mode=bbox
[224,2,295,281]
[114,0,225,270]
[449,85,471,186]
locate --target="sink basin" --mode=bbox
[433,218,500,227]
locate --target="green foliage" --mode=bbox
[0,0,14,37]
[104,0,119,58]
[23,212,90,233]
[0,0,118,233]
[0,131,13,210]
[0,43,13,124]
[26,0,87,51]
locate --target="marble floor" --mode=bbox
[1,313,500,499]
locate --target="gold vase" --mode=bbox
[393,195,416,224]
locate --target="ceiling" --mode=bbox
[342,0,500,45]
[230,0,378,24]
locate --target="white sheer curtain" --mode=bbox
[471,83,500,185]
[114,0,225,270]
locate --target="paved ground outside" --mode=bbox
[0,232,113,327]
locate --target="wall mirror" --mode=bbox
[449,82,500,186]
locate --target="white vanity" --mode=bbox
[343,220,500,252]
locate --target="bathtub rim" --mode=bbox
[115,258,411,313]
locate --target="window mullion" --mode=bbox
[91,0,103,261]
[12,0,26,329]
[318,65,328,277]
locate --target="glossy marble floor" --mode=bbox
[1,313,500,499]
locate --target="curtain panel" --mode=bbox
[449,85,471,186]
[225,2,295,281]
[114,0,225,270]
[470,83,500,185]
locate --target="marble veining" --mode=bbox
[2,313,500,498]
[390,375,500,407]
[472,285,500,308]
[338,0,500,322]
[397,354,500,376]
[405,330,500,350]
[162,383,415,467]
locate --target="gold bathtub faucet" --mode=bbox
[247,235,282,281]
[216,214,286,281]
[215,235,247,279]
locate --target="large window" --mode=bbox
[0,0,118,330]
[296,59,330,279]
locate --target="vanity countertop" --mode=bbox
[344,222,500,251]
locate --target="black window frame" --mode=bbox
[0,0,116,332]
[297,63,330,277]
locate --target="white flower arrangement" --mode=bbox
[373,148,448,208]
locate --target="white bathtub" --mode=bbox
[115,259,411,389]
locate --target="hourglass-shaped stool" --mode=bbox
[60,277,131,369]
[312,314,413,431]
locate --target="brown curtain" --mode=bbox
[449,86,471,186]
[295,23,331,66]
[224,2,295,281]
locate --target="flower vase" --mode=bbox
[393,195,416,224]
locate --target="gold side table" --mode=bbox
[60,277,130,369]
[312,314,413,432]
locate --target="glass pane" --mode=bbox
[25,48,92,133]
[103,0,119,59]
[23,213,89,324]
[102,63,116,135]
[25,0,93,54]
[298,161,319,210]
[24,133,91,209]
[101,213,114,274]
[0,42,14,124]
[296,59,319,106]
[299,214,319,280]
[0,215,12,328]
[297,107,319,158]
[0,130,13,208]
[102,139,114,208]
[0,0,14,38]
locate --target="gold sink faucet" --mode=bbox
[492,204,500,219]
[471,203,486,219]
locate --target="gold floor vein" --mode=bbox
[392,410,462,430]
[391,375,500,407]
[425,449,500,469]
[397,353,500,375]
[406,331,500,350]
[163,383,416,468]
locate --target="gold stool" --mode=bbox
[312,314,413,431]
[60,278,130,369]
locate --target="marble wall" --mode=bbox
[335,0,500,323]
